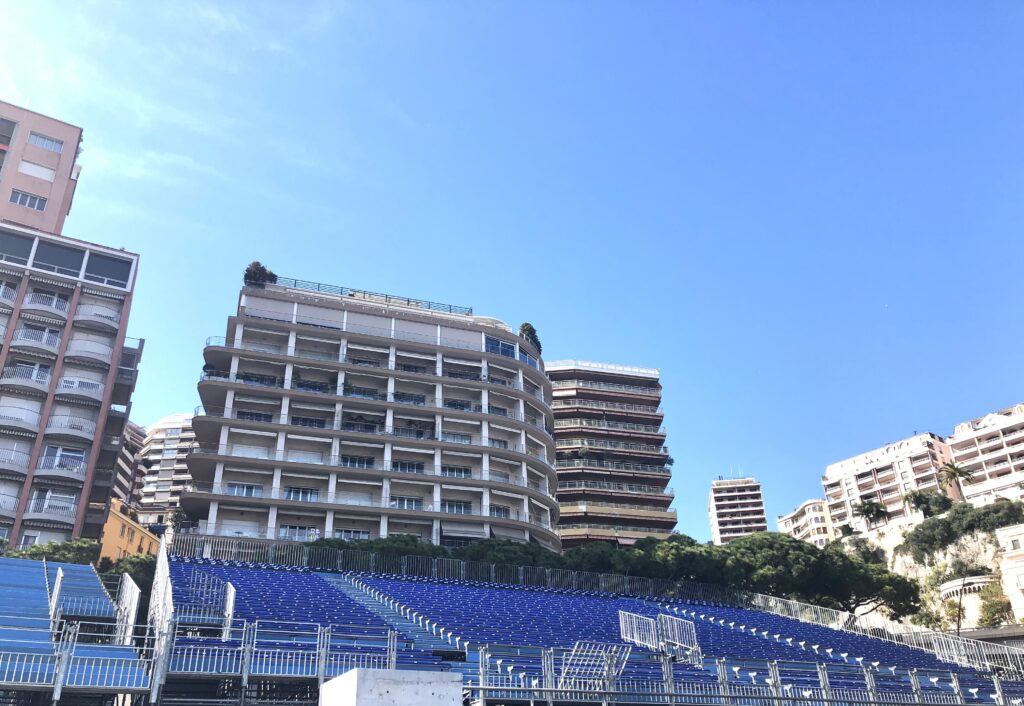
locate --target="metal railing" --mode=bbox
[552,379,661,395]
[74,303,121,324]
[37,455,88,476]
[557,438,670,454]
[556,459,671,474]
[66,339,114,361]
[45,415,97,436]
[551,398,662,414]
[12,327,60,348]
[1,365,51,386]
[28,498,77,516]
[555,418,664,433]
[55,376,104,395]
[25,291,70,313]
[0,446,31,470]
[557,480,674,496]
[259,276,473,315]
[0,493,18,515]
[0,405,41,426]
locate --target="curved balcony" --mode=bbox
[10,328,61,356]
[54,376,105,402]
[65,339,114,366]
[34,455,88,483]
[939,574,998,600]
[0,493,18,518]
[0,406,41,433]
[73,303,121,331]
[0,366,51,393]
[45,415,97,441]
[0,448,31,476]
[21,292,70,319]
[23,498,77,525]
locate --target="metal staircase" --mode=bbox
[319,574,478,677]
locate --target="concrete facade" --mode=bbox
[320,668,462,706]
[180,278,560,550]
[708,477,767,545]
[0,101,82,236]
[98,497,159,562]
[777,498,835,548]
[547,360,675,548]
[0,222,142,548]
[138,413,195,525]
[949,404,1024,506]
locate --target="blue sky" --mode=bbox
[2,2,1021,541]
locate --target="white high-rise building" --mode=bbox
[949,404,1024,506]
[138,413,195,525]
[708,477,767,545]
[821,432,953,534]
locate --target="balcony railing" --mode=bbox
[11,328,60,348]
[0,366,51,387]
[554,418,664,434]
[558,522,673,534]
[28,499,77,517]
[557,480,673,495]
[56,376,104,396]
[0,406,40,427]
[25,292,70,313]
[562,500,677,514]
[0,285,16,302]
[37,456,87,476]
[0,493,18,515]
[204,334,547,391]
[46,415,97,436]
[259,277,473,315]
[185,448,553,496]
[66,339,114,361]
[74,303,121,324]
[552,379,660,395]
[556,439,669,454]
[0,447,31,470]
[555,459,671,474]
[551,399,662,415]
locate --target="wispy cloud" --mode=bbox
[86,148,226,185]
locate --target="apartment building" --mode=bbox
[138,413,195,525]
[777,498,835,548]
[822,432,952,535]
[948,404,1024,506]
[0,101,82,236]
[111,420,145,506]
[179,277,560,550]
[546,360,675,548]
[0,223,142,548]
[708,477,767,545]
[98,498,159,562]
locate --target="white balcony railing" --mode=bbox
[66,339,114,361]
[12,328,60,348]
[0,367,51,387]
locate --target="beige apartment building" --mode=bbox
[180,277,560,550]
[547,360,676,548]
[138,413,195,525]
[0,101,83,236]
[777,498,835,548]
[948,404,1024,506]
[708,477,767,545]
[822,432,953,536]
[111,420,145,506]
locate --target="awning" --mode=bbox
[441,522,488,538]
[490,525,527,541]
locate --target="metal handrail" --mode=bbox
[256,276,473,315]
[11,328,60,347]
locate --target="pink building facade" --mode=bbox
[0,101,83,236]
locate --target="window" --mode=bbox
[485,336,516,358]
[237,410,273,423]
[489,439,509,450]
[339,455,376,469]
[519,351,538,369]
[390,496,423,510]
[487,405,508,417]
[165,428,181,438]
[0,119,15,173]
[444,399,472,411]
[83,253,132,288]
[13,361,51,382]
[394,392,426,406]
[18,161,56,182]
[442,500,472,515]
[283,486,319,502]
[291,415,327,428]
[440,465,471,478]
[0,526,11,544]
[392,460,425,474]
[441,432,472,445]
[120,525,127,537]
[27,133,63,153]
[490,505,511,519]
[335,529,371,541]
[42,445,85,471]
[32,241,83,277]
[1013,539,1021,551]
[9,190,46,212]
[226,482,262,498]
[286,449,323,464]
[18,532,38,549]
[161,448,178,458]
[279,525,318,541]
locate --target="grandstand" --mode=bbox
[4,536,1024,705]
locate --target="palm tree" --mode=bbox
[853,498,889,527]
[938,462,974,499]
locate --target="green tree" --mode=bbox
[100,554,157,623]
[977,582,1014,628]
[853,499,889,527]
[243,261,277,286]
[453,539,562,568]
[903,490,953,518]
[938,462,974,496]
[3,538,100,564]
[518,322,542,354]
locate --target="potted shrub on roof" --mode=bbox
[244,261,278,288]
[518,322,542,354]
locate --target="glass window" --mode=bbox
[390,496,423,510]
[32,241,83,276]
[284,486,319,502]
[440,466,471,478]
[441,500,472,515]
[226,482,262,498]
[392,460,425,474]
[519,351,538,369]
[84,253,132,288]
[237,410,273,423]
[335,529,370,541]
[165,428,181,438]
[485,336,516,358]
[27,132,63,153]
[9,190,46,212]
[339,455,376,469]
[490,505,511,519]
